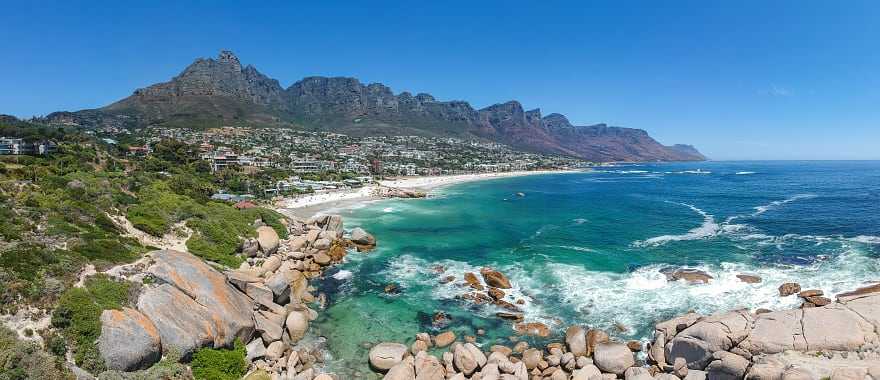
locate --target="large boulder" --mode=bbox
[137,284,216,358]
[740,304,876,355]
[370,342,409,372]
[565,325,588,357]
[705,351,750,380]
[256,226,280,255]
[350,227,376,246]
[385,360,416,380]
[593,342,635,375]
[285,310,310,343]
[98,308,162,371]
[146,250,255,348]
[665,310,753,369]
[480,268,512,289]
[453,344,479,375]
[325,215,344,237]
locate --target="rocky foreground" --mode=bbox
[94,214,376,379]
[368,277,880,380]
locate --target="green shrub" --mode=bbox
[0,326,73,380]
[189,339,247,380]
[51,275,130,374]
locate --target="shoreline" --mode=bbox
[275,169,579,218]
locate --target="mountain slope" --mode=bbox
[45,51,705,161]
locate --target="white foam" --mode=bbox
[751,194,816,217]
[382,207,395,213]
[572,218,588,225]
[849,235,880,245]
[331,270,353,280]
[735,171,756,175]
[633,203,719,247]
[551,245,597,253]
[547,244,879,335]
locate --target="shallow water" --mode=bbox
[312,161,880,376]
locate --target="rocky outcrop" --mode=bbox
[98,308,162,371]
[145,249,255,349]
[651,290,880,380]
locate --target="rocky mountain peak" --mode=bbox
[217,50,241,68]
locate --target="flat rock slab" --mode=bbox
[146,250,255,349]
[98,307,162,371]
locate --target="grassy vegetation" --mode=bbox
[50,275,132,374]
[189,340,247,380]
[97,351,191,380]
[0,326,73,380]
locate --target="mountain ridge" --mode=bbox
[45,50,705,162]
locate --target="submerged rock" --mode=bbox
[350,227,376,246]
[778,282,802,297]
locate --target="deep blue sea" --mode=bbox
[312,161,880,376]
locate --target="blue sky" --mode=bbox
[2,1,879,160]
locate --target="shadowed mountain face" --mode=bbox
[46,51,705,162]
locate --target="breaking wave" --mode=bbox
[633,203,719,247]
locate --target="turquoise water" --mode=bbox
[312,161,880,376]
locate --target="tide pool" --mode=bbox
[311,161,880,377]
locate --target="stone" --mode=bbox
[453,344,479,375]
[665,310,753,369]
[313,238,332,250]
[480,268,512,289]
[649,332,667,366]
[782,368,816,380]
[98,308,162,371]
[265,269,300,304]
[265,340,287,361]
[566,325,588,356]
[798,289,824,298]
[488,287,505,300]
[254,310,284,343]
[684,370,707,380]
[241,238,260,257]
[573,365,602,380]
[665,268,713,284]
[434,331,457,348]
[593,342,635,375]
[325,215,344,237]
[137,284,216,358]
[745,363,784,380]
[257,226,280,255]
[313,252,332,266]
[384,360,416,380]
[522,348,542,370]
[623,367,653,380]
[513,322,550,337]
[464,272,483,290]
[736,274,763,284]
[247,338,267,361]
[285,310,310,343]
[350,227,376,246]
[145,250,255,349]
[414,352,445,380]
[779,283,802,297]
[626,340,642,351]
[247,283,275,306]
[804,296,831,306]
[673,357,688,378]
[370,342,409,372]
[706,351,749,380]
[411,339,428,355]
[740,304,876,354]
[586,329,610,356]
[226,269,263,291]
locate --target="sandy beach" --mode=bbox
[275,170,577,218]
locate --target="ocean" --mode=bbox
[311,161,880,376]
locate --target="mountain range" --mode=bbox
[45,50,705,162]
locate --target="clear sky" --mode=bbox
[2,1,878,160]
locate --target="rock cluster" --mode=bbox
[368,325,638,380]
[97,214,376,379]
[649,287,880,380]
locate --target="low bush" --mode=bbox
[0,326,73,380]
[189,339,247,380]
[51,275,130,374]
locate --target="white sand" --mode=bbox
[378,170,573,190]
[279,186,379,209]
[277,170,576,214]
